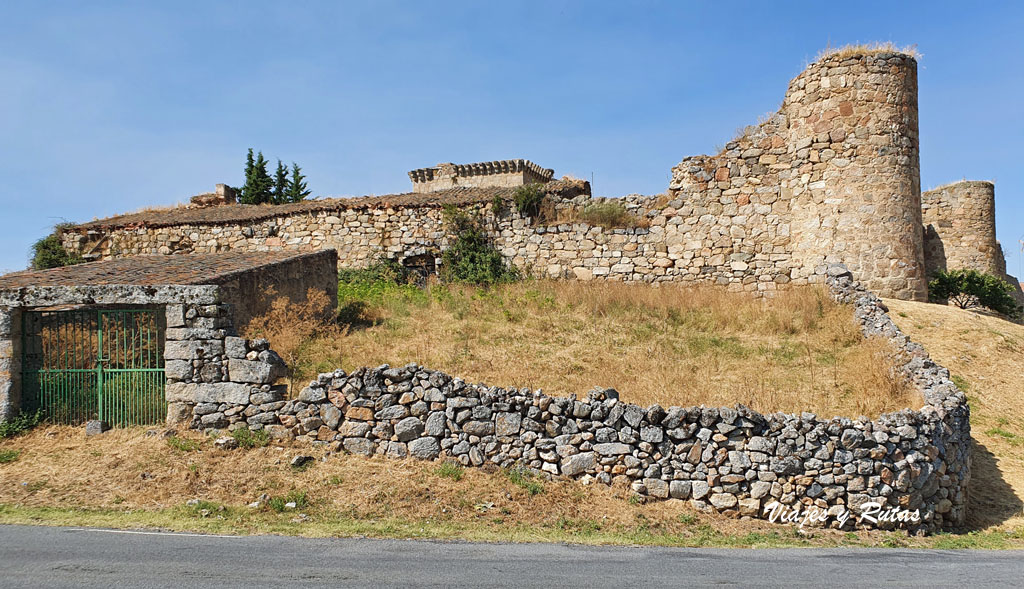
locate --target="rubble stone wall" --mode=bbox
[185,267,970,532]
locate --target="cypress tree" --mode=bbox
[286,162,311,203]
[239,148,256,204]
[272,160,288,204]
[242,151,273,204]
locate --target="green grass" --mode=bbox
[231,427,270,450]
[0,411,43,439]
[985,427,1021,445]
[0,449,21,464]
[268,490,310,513]
[951,375,971,392]
[505,466,544,496]
[435,461,465,481]
[0,503,1022,549]
[166,436,202,452]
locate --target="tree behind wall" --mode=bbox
[285,162,311,203]
[239,149,274,204]
[272,160,288,204]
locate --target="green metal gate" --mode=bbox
[21,308,167,426]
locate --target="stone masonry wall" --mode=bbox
[63,51,1011,304]
[922,180,1024,304]
[187,266,970,532]
[922,181,1000,275]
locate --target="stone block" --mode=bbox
[165,382,198,403]
[85,420,109,436]
[164,340,224,361]
[495,412,521,436]
[164,360,192,381]
[408,436,440,460]
[165,304,185,328]
[560,452,595,477]
[227,359,280,384]
[195,382,251,405]
[225,336,248,359]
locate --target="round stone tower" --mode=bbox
[921,180,1000,275]
[784,51,926,300]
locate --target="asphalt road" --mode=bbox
[1,524,1022,588]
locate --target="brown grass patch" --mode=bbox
[0,425,971,546]
[817,42,919,61]
[885,298,1024,531]
[267,280,916,418]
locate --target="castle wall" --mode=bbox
[667,52,927,300]
[783,53,925,300]
[922,181,1000,275]
[61,51,1013,304]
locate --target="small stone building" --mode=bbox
[0,250,337,425]
[408,159,554,193]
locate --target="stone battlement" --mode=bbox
[408,159,554,193]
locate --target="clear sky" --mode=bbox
[1,1,1022,277]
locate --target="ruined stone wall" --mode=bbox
[62,51,1010,303]
[185,267,969,532]
[213,250,338,331]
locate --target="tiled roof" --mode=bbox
[0,251,334,289]
[71,180,587,231]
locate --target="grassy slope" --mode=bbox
[1,285,1022,548]
[272,281,914,419]
[884,298,1024,532]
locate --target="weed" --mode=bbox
[677,513,697,525]
[167,436,201,452]
[0,411,43,439]
[951,375,971,392]
[327,475,344,485]
[231,427,270,450]
[269,490,310,512]
[506,466,544,495]
[576,202,648,230]
[435,461,465,481]
[0,449,21,464]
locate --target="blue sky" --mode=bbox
[1,1,1021,277]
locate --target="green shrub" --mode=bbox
[929,269,1022,319]
[0,411,42,439]
[578,202,647,229]
[512,183,545,217]
[440,206,519,285]
[31,224,84,270]
[0,449,21,463]
[231,427,270,449]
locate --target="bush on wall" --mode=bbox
[30,223,84,270]
[928,268,1022,319]
[440,205,519,285]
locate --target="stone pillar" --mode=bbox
[0,307,22,422]
[785,52,927,300]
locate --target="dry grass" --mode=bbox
[283,280,915,418]
[574,202,650,230]
[1,425,1004,547]
[817,42,919,61]
[885,298,1024,532]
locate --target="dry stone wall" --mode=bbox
[187,266,969,532]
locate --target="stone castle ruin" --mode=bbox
[58,50,1022,304]
[4,48,1018,531]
